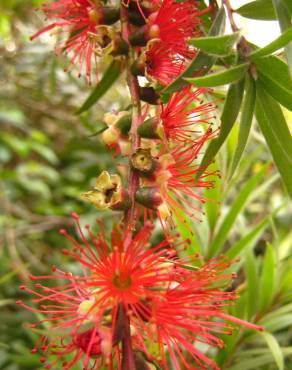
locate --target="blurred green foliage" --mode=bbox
[0,1,292,369]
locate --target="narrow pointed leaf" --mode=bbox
[250,26,292,59]
[189,32,241,56]
[227,217,269,260]
[256,55,292,110]
[259,243,275,313]
[272,0,292,76]
[185,64,248,87]
[77,60,122,114]
[245,250,258,319]
[162,7,225,94]
[230,75,255,178]
[197,79,245,178]
[208,165,268,258]
[261,332,284,370]
[235,0,276,20]
[255,83,292,199]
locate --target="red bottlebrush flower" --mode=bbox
[145,42,185,86]
[160,85,215,142]
[31,0,106,81]
[17,213,173,369]
[135,257,263,370]
[147,0,204,58]
[18,214,262,369]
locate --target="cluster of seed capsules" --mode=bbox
[18,1,263,369]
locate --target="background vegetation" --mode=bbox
[0,0,292,369]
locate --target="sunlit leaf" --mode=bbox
[189,32,240,56]
[186,64,248,87]
[235,0,276,20]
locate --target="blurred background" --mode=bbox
[0,0,292,369]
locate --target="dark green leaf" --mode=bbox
[250,26,292,59]
[162,7,225,94]
[197,79,245,178]
[185,64,248,87]
[272,0,292,76]
[235,0,276,20]
[255,55,292,110]
[230,75,255,178]
[282,0,292,15]
[189,32,240,56]
[255,83,292,199]
[77,60,122,114]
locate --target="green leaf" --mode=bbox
[235,0,276,20]
[174,210,202,256]
[259,243,276,313]
[282,0,292,15]
[189,32,240,56]
[162,7,225,94]
[226,217,269,260]
[208,165,268,258]
[77,60,122,114]
[255,83,292,199]
[204,161,221,233]
[228,354,280,370]
[245,250,258,320]
[197,79,245,179]
[272,0,292,76]
[260,314,292,332]
[185,64,248,87]
[230,75,255,178]
[261,332,284,370]
[255,55,292,111]
[250,26,292,59]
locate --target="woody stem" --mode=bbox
[118,3,143,369]
[120,2,143,248]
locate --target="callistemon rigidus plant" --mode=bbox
[21,0,263,369]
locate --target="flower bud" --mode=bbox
[138,117,160,139]
[131,148,157,176]
[139,86,161,105]
[135,187,163,210]
[129,26,148,47]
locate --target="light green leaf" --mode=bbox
[245,250,258,319]
[77,60,122,114]
[174,210,202,256]
[204,161,221,233]
[255,83,292,199]
[261,332,284,370]
[197,79,245,179]
[189,32,240,56]
[259,243,276,313]
[226,217,269,260]
[228,354,278,370]
[185,64,248,87]
[162,7,225,94]
[250,26,292,59]
[208,165,268,258]
[260,314,292,332]
[230,75,255,178]
[235,0,276,20]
